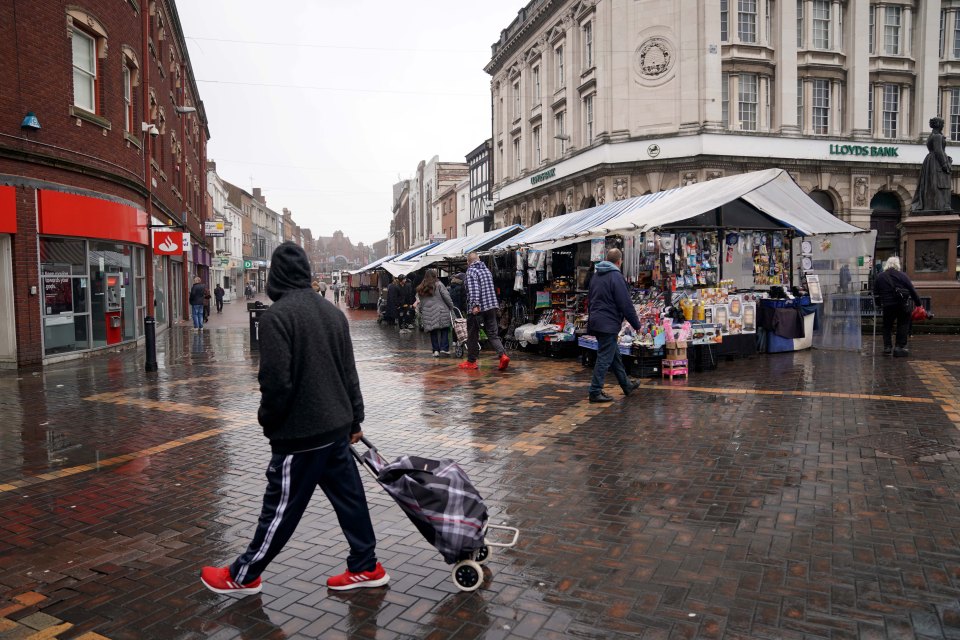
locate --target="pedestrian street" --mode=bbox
[3,301,960,639]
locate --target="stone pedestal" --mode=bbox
[900,211,960,317]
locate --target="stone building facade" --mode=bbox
[486,0,960,267]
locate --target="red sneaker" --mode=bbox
[498,354,510,371]
[458,361,479,370]
[200,566,262,595]
[327,562,390,591]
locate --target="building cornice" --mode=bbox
[485,0,562,76]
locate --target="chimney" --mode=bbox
[253,187,264,202]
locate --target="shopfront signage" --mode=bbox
[182,233,191,253]
[828,143,899,158]
[153,231,184,255]
[243,260,253,269]
[530,167,556,185]
[205,220,225,237]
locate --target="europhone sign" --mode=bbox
[530,167,556,185]
[828,143,899,158]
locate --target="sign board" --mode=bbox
[182,233,191,253]
[243,260,253,269]
[219,257,230,267]
[205,220,225,237]
[153,231,183,255]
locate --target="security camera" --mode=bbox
[148,125,160,137]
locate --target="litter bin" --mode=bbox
[248,301,270,350]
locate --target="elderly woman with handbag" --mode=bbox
[874,256,922,357]
[416,269,455,357]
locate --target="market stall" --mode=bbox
[380,226,524,279]
[345,254,396,309]
[488,168,871,374]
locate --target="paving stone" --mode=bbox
[4,306,960,637]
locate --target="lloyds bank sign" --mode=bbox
[828,143,899,158]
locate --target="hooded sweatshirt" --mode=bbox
[587,261,641,335]
[258,242,364,453]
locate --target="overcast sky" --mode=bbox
[177,0,522,247]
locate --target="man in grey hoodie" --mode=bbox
[587,248,641,402]
[200,242,388,595]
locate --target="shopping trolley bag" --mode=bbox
[356,441,487,564]
[452,308,469,344]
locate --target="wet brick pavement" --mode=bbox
[3,295,960,638]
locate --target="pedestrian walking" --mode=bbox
[874,256,922,357]
[203,284,212,322]
[318,279,328,298]
[189,277,206,330]
[334,282,341,305]
[214,284,225,313]
[587,248,641,402]
[460,252,509,371]
[417,269,456,357]
[200,242,388,595]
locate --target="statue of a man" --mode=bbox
[911,116,953,212]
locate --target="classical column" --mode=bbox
[914,0,942,139]
[848,0,871,139]
[702,0,723,130]
[779,0,800,135]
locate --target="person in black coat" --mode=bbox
[448,273,467,314]
[189,277,206,330]
[874,256,922,357]
[200,242,388,596]
[397,275,416,330]
[384,277,401,325]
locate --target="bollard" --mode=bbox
[144,315,158,372]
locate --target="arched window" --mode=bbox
[554,203,567,217]
[870,191,903,264]
[531,210,542,225]
[808,190,835,213]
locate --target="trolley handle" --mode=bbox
[349,435,381,480]
[483,524,520,549]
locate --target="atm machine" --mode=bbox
[104,271,123,345]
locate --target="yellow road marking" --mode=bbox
[637,381,935,404]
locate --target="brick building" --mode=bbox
[0,0,209,368]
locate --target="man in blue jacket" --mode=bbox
[587,248,641,402]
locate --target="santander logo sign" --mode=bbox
[153,231,184,255]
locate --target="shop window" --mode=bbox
[88,241,133,349]
[40,238,90,356]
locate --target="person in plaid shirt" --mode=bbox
[460,252,509,371]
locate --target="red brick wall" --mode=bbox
[0,0,209,366]
[12,187,40,366]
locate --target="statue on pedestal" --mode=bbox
[911,117,953,213]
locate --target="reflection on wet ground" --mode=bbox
[3,298,960,638]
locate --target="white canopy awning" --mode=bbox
[381,260,422,278]
[495,168,863,251]
[348,254,397,275]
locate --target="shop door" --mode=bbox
[870,192,903,273]
[0,235,15,366]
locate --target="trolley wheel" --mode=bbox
[455,344,464,358]
[452,560,483,592]
[474,545,490,565]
